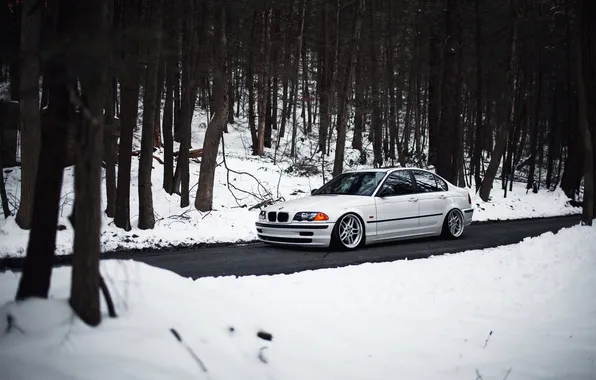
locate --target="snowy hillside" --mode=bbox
[1,223,595,379]
[0,109,582,257]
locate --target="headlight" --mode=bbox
[293,212,329,222]
[259,211,266,220]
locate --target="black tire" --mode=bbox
[441,208,465,239]
[330,213,366,251]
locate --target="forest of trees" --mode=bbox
[0,0,594,326]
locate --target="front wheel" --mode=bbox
[331,213,365,250]
[442,209,465,239]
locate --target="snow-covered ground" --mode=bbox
[0,108,581,257]
[1,223,595,379]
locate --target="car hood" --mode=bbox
[265,194,372,213]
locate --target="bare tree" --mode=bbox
[138,0,163,229]
[15,0,41,230]
[195,0,228,212]
[479,0,519,202]
[70,0,110,326]
[577,0,595,225]
[332,0,365,177]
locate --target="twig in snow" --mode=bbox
[475,369,484,380]
[258,347,269,364]
[5,314,24,334]
[503,368,513,380]
[170,328,208,373]
[483,331,493,348]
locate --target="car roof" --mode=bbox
[345,167,429,174]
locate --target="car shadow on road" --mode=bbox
[259,234,453,256]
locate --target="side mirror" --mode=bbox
[311,188,318,195]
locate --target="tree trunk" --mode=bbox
[0,145,9,217]
[427,4,442,167]
[247,11,258,155]
[290,0,306,159]
[195,1,228,212]
[70,0,110,326]
[352,53,364,152]
[318,0,333,154]
[15,54,71,301]
[332,0,365,177]
[115,1,141,231]
[138,0,162,230]
[177,0,195,208]
[256,9,272,156]
[104,71,117,217]
[479,0,518,202]
[472,0,483,190]
[15,0,42,230]
[436,0,462,184]
[578,0,595,224]
[154,52,165,148]
[370,1,382,167]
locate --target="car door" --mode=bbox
[411,170,449,233]
[372,170,420,241]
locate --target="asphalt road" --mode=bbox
[110,215,581,279]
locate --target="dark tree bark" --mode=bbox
[0,142,10,217]
[290,0,306,159]
[104,72,117,217]
[138,0,162,230]
[115,0,141,231]
[370,1,382,167]
[247,11,258,155]
[436,0,462,184]
[427,3,442,167]
[318,0,333,154]
[195,1,228,212]
[154,52,165,148]
[479,0,519,202]
[332,0,365,177]
[177,0,196,208]
[256,8,272,156]
[15,0,41,230]
[70,0,110,327]
[162,0,178,194]
[578,0,595,224]
[352,52,364,152]
[15,49,72,301]
[472,0,483,190]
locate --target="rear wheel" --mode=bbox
[442,209,465,239]
[331,213,365,250]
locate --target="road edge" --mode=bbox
[0,213,581,271]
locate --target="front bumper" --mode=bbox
[255,221,334,247]
[462,208,474,226]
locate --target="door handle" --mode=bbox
[439,195,447,199]
[408,198,418,202]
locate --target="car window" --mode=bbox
[435,175,448,191]
[412,170,441,193]
[313,171,386,196]
[379,170,414,196]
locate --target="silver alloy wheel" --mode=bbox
[338,214,364,249]
[447,209,464,238]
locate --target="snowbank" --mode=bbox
[0,113,581,257]
[1,223,595,379]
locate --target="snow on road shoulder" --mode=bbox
[0,114,581,257]
[1,223,595,380]
[472,181,581,221]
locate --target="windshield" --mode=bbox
[313,171,387,196]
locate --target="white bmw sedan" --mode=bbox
[256,167,474,250]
